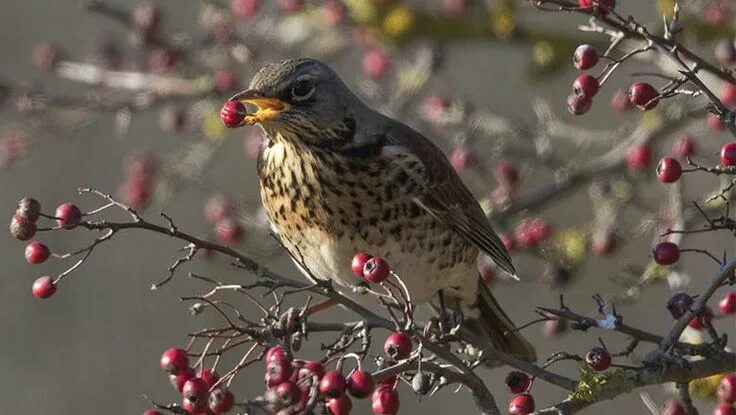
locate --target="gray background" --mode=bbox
[0,1,733,414]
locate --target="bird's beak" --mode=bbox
[229,89,289,125]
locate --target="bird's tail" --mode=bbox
[464,281,537,365]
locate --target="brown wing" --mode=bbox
[384,122,517,276]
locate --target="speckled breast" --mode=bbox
[257,136,476,301]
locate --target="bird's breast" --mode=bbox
[257,137,476,294]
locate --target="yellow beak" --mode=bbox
[229,89,289,125]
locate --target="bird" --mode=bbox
[230,58,536,363]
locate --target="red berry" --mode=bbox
[204,194,233,223]
[214,70,238,93]
[302,361,325,379]
[321,0,344,27]
[573,44,599,70]
[708,113,725,131]
[656,157,682,183]
[363,257,390,283]
[55,203,82,229]
[688,307,713,330]
[371,385,400,415]
[265,345,288,362]
[32,276,56,299]
[508,393,535,415]
[119,178,150,210]
[494,160,520,187]
[422,95,448,120]
[231,0,259,21]
[125,151,158,180]
[197,368,220,389]
[653,242,680,265]
[160,348,189,375]
[214,217,243,244]
[628,82,659,111]
[25,241,51,264]
[505,371,531,394]
[351,253,374,277]
[672,135,694,159]
[266,358,294,387]
[720,82,736,107]
[718,373,736,403]
[666,292,694,319]
[584,347,612,371]
[705,2,727,25]
[578,0,615,12]
[10,214,37,241]
[572,74,600,98]
[719,292,736,314]
[362,49,389,79]
[320,371,347,399]
[16,197,41,222]
[170,368,195,392]
[347,370,375,399]
[610,89,631,113]
[143,411,164,415]
[567,94,593,115]
[721,143,736,166]
[450,147,476,172]
[384,332,412,360]
[209,388,235,414]
[328,394,353,415]
[514,218,550,248]
[220,101,246,128]
[182,378,209,414]
[274,381,301,405]
[714,404,736,415]
[661,400,686,415]
[626,144,652,170]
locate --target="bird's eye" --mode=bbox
[291,79,315,101]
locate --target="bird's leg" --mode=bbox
[433,290,464,335]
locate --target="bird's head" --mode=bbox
[231,58,359,146]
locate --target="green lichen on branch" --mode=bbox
[570,367,640,403]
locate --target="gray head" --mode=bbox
[231,58,363,147]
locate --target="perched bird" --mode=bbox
[231,58,536,363]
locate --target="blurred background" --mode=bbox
[0,0,734,414]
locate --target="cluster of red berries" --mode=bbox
[566,32,664,116]
[158,348,235,414]
[119,151,158,210]
[351,253,391,284]
[503,347,613,414]
[262,341,404,415]
[504,371,534,415]
[666,290,735,331]
[204,194,243,244]
[9,197,87,299]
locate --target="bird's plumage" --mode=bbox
[245,58,535,363]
